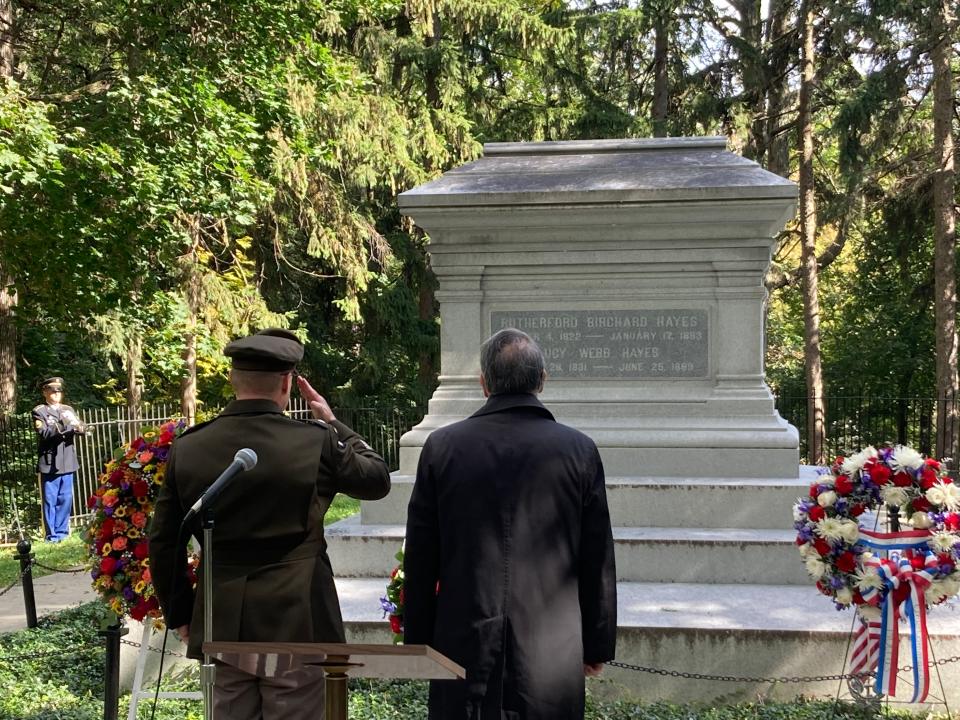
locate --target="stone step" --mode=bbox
[326,517,811,585]
[338,577,960,706]
[362,467,819,528]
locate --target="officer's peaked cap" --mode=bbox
[224,328,303,372]
[41,376,64,391]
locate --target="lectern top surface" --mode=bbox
[398,137,797,208]
[204,641,465,681]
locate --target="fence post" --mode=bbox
[99,619,128,720]
[15,538,37,629]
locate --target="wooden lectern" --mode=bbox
[204,641,464,720]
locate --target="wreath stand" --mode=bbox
[833,503,952,717]
[126,618,201,720]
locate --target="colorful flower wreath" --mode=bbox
[794,444,960,701]
[380,547,404,644]
[85,419,194,622]
[794,444,960,610]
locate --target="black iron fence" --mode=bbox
[3,393,955,541]
[0,401,425,543]
[775,394,945,464]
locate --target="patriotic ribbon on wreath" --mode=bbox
[859,528,935,702]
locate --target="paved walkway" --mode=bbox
[0,567,96,633]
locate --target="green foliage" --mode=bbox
[0,603,107,720]
[1,0,957,418]
[0,533,88,586]
[325,495,361,525]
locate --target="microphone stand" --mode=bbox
[200,508,216,720]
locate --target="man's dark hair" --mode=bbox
[480,328,546,395]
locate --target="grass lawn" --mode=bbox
[0,532,88,586]
[327,494,361,525]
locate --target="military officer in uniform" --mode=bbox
[32,376,86,543]
[149,328,390,720]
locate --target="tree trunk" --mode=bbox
[423,5,442,111]
[651,12,669,137]
[932,0,958,463]
[731,0,766,162]
[126,336,142,421]
[180,235,202,426]
[0,2,16,418]
[763,0,793,177]
[0,0,13,79]
[0,274,16,417]
[798,0,825,464]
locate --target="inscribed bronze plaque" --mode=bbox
[490,309,708,379]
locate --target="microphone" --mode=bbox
[185,448,258,519]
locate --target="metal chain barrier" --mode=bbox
[0,561,35,598]
[32,560,87,574]
[0,640,101,664]
[607,653,960,684]
[121,637,189,658]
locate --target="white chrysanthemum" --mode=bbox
[854,567,884,591]
[805,557,829,580]
[925,579,956,604]
[841,447,878,476]
[835,587,854,605]
[911,512,935,529]
[943,483,960,511]
[926,582,944,604]
[881,485,910,507]
[925,482,960,509]
[929,532,959,553]
[839,520,860,544]
[817,490,838,508]
[928,577,960,604]
[943,577,960,599]
[815,517,845,541]
[798,543,817,559]
[891,445,924,473]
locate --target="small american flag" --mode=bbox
[850,616,881,677]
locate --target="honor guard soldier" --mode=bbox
[149,328,390,720]
[32,376,86,543]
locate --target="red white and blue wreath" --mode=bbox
[794,444,960,702]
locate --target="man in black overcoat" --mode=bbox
[149,329,391,720]
[404,328,617,720]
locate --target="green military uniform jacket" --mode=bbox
[148,399,390,659]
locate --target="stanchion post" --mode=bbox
[15,539,37,629]
[99,620,129,720]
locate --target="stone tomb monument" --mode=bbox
[326,138,960,703]
[393,136,799,481]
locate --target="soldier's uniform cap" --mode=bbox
[224,328,304,372]
[41,377,64,391]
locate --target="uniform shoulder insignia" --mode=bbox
[179,417,217,437]
[303,418,330,429]
[33,404,46,413]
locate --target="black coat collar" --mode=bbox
[470,393,555,421]
[220,398,285,416]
